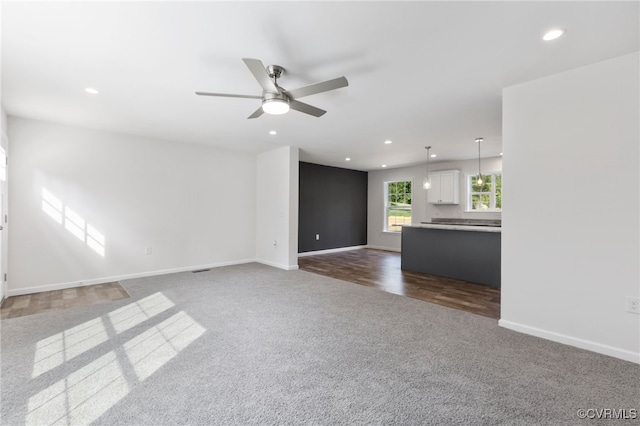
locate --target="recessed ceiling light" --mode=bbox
[345,157,351,161]
[381,164,387,168]
[500,152,503,156]
[543,28,565,41]
[269,130,277,135]
[384,140,393,145]
[430,154,437,158]
[85,87,99,95]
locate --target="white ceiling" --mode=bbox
[2,1,638,171]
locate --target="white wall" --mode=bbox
[0,0,6,302]
[367,157,502,251]
[1,109,7,134]
[8,117,257,294]
[0,107,7,302]
[501,52,640,363]
[256,145,299,270]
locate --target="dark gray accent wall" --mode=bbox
[299,162,368,253]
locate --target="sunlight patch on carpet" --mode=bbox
[26,292,205,425]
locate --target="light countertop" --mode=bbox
[402,223,502,233]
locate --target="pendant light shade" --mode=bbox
[475,137,483,185]
[423,146,432,189]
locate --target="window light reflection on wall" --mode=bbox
[41,188,106,256]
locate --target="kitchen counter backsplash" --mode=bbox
[428,218,502,227]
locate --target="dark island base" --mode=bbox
[401,226,501,287]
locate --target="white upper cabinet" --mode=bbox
[427,170,460,204]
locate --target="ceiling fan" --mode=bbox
[196,58,348,119]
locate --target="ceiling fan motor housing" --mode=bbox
[263,92,289,102]
[266,65,285,80]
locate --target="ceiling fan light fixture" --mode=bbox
[262,98,290,115]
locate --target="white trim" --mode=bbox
[499,319,640,364]
[256,259,299,271]
[6,258,257,297]
[298,245,366,257]
[365,245,401,253]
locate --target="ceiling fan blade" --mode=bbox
[286,76,348,100]
[247,107,264,119]
[242,58,279,93]
[195,91,261,99]
[289,100,326,117]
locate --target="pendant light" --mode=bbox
[423,146,432,189]
[475,137,483,185]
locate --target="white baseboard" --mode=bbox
[298,245,366,257]
[6,258,257,297]
[256,259,299,271]
[499,319,640,364]
[365,245,401,253]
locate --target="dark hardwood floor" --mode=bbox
[298,248,500,319]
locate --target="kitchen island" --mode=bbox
[401,223,501,287]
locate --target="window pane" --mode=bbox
[387,208,411,232]
[471,175,492,192]
[471,194,491,210]
[385,180,412,231]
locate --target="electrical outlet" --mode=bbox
[145,246,152,255]
[272,240,277,246]
[627,297,640,314]
[316,234,320,240]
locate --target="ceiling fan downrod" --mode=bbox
[266,65,285,89]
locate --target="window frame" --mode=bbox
[383,179,413,233]
[466,171,502,212]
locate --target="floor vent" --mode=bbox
[192,269,211,273]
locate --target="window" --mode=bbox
[385,180,412,232]
[467,172,502,212]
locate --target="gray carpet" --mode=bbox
[1,263,638,425]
